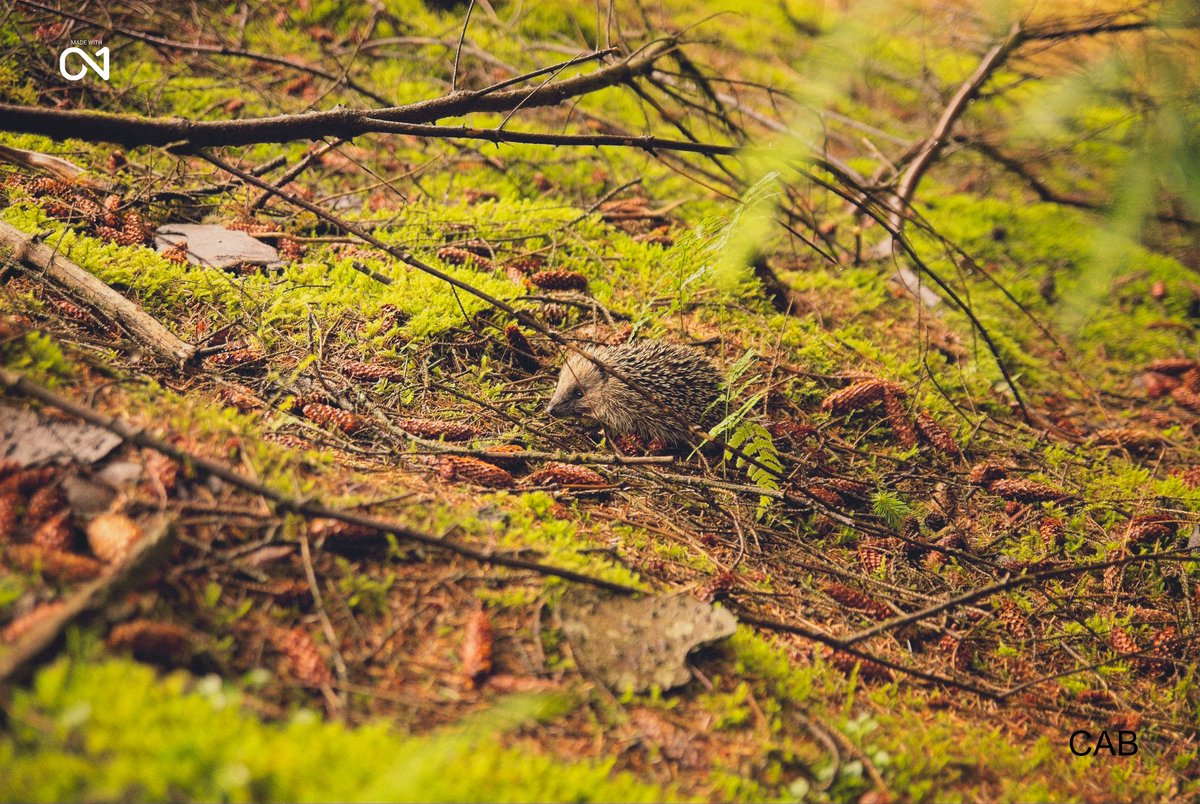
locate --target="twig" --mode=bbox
[451,0,477,92]
[0,221,197,366]
[298,529,350,711]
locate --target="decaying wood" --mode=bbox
[0,514,176,687]
[0,222,197,366]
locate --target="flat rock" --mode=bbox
[560,590,737,693]
[0,404,122,467]
[155,224,280,269]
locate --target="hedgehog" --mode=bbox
[545,340,724,448]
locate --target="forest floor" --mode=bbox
[1,1,1198,801]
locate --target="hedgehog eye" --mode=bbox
[572,387,584,399]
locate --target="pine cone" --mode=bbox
[264,432,312,451]
[769,418,819,446]
[218,382,263,412]
[51,298,99,328]
[1145,625,1178,676]
[1170,466,1200,488]
[1092,427,1165,452]
[480,444,526,467]
[824,647,892,681]
[106,150,127,172]
[996,598,1031,642]
[1103,562,1124,593]
[342,359,404,382]
[463,189,499,205]
[857,541,888,574]
[436,456,515,488]
[1182,368,1200,394]
[121,210,151,245]
[1170,384,1200,412]
[1039,517,1065,552]
[1145,358,1198,376]
[87,512,143,564]
[161,241,189,264]
[437,246,492,270]
[0,488,20,542]
[272,626,333,687]
[303,402,365,435]
[395,416,480,441]
[204,346,266,371]
[504,324,539,366]
[1109,626,1139,658]
[883,392,917,447]
[32,510,75,552]
[821,379,902,414]
[505,255,545,274]
[523,461,606,488]
[540,303,570,325]
[968,461,1010,485]
[805,482,845,507]
[1139,371,1179,398]
[108,619,195,665]
[529,269,588,291]
[915,412,958,453]
[5,544,103,582]
[461,608,494,688]
[277,237,304,260]
[24,484,65,528]
[2,601,65,643]
[824,582,893,620]
[1125,514,1175,545]
[937,633,972,672]
[28,177,71,197]
[987,478,1066,502]
[143,450,179,493]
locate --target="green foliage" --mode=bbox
[870,492,912,529]
[0,658,673,803]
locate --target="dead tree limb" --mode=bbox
[0,221,198,366]
[881,22,1023,246]
[0,42,679,148]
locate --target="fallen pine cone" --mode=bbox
[1145,358,1198,376]
[1183,368,1200,394]
[1039,517,1065,552]
[937,633,973,672]
[5,543,103,582]
[51,299,100,329]
[968,461,1010,485]
[1091,427,1165,452]
[529,269,588,292]
[988,478,1065,502]
[2,601,65,643]
[161,241,189,264]
[505,255,545,274]
[523,461,606,488]
[915,412,958,454]
[143,450,180,493]
[264,432,313,451]
[277,237,305,260]
[437,246,492,270]
[108,619,196,666]
[823,647,892,681]
[504,324,540,367]
[857,540,889,574]
[395,416,480,441]
[1125,514,1175,545]
[204,346,266,371]
[996,598,1031,642]
[480,444,526,466]
[883,392,917,447]
[1170,384,1200,412]
[121,210,152,245]
[24,483,65,528]
[461,608,494,689]
[341,359,405,382]
[303,402,365,435]
[436,456,515,488]
[272,626,333,687]
[32,510,75,552]
[0,488,20,541]
[820,379,904,414]
[824,582,893,620]
[1139,371,1179,398]
[1110,626,1140,659]
[219,382,263,412]
[87,511,143,564]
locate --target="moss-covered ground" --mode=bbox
[1,1,1198,801]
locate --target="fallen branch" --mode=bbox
[0,222,198,367]
[0,42,679,148]
[0,514,176,686]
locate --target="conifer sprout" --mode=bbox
[545,340,723,447]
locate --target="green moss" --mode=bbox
[0,658,674,803]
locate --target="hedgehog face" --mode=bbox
[546,354,606,420]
